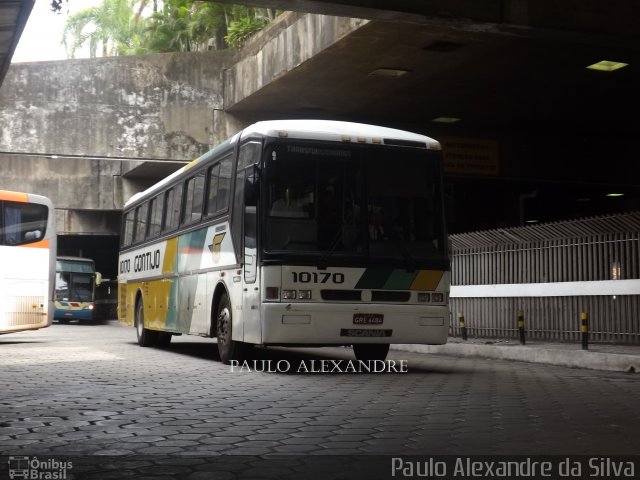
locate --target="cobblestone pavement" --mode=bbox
[1,321,638,478]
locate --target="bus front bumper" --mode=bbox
[54,309,94,321]
[260,302,449,345]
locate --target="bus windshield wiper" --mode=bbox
[318,223,346,268]
[318,209,357,268]
[388,231,415,268]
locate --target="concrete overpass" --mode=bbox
[1,1,640,275]
[0,0,32,85]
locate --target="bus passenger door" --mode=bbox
[241,165,261,344]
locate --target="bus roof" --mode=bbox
[57,256,95,263]
[240,120,441,148]
[124,120,440,209]
[0,190,53,207]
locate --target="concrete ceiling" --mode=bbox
[222,0,640,229]
[229,19,640,135]
[226,0,640,135]
[0,0,33,85]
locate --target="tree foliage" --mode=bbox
[61,0,280,57]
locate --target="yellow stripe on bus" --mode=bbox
[162,237,178,275]
[410,270,444,291]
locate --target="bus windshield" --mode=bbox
[264,143,446,262]
[0,201,48,246]
[55,260,95,302]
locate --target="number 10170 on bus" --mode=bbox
[118,120,450,363]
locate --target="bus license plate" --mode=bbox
[353,313,383,325]
[341,329,392,337]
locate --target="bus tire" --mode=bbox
[216,292,244,364]
[156,332,172,348]
[135,297,157,347]
[353,343,390,361]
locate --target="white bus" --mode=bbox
[55,257,102,323]
[0,190,57,335]
[118,120,450,363]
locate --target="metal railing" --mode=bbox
[449,211,640,344]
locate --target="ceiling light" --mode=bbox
[432,117,461,124]
[368,68,410,78]
[586,61,628,72]
[525,219,539,224]
[606,192,624,197]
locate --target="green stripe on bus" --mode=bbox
[354,269,393,289]
[383,270,418,290]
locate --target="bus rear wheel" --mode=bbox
[135,298,157,347]
[216,293,244,364]
[156,332,172,348]
[353,343,390,361]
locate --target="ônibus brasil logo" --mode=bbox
[7,456,72,479]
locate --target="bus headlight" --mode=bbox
[417,293,430,302]
[282,290,297,300]
[297,290,312,300]
[431,293,445,303]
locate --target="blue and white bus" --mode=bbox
[55,257,102,322]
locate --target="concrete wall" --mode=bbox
[225,13,367,110]
[1,51,232,160]
[0,13,367,236]
[0,50,234,234]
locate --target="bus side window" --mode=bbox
[148,195,162,238]
[163,184,183,232]
[217,156,232,213]
[2,203,48,246]
[191,173,205,222]
[206,163,220,215]
[232,168,246,263]
[134,203,148,244]
[184,172,205,225]
[238,141,261,169]
[122,210,134,246]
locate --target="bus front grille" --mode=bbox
[371,291,411,302]
[320,290,362,301]
[320,290,411,302]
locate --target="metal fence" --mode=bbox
[449,211,640,344]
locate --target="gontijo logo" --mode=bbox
[208,232,226,263]
[119,249,161,274]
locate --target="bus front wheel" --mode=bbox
[216,293,244,364]
[353,343,390,361]
[135,298,157,347]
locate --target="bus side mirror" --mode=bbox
[95,272,103,286]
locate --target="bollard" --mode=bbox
[517,310,526,345]
[458,312,468,341]
[581,312,589,350]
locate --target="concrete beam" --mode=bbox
[225,12,368,111]
[212,0,640,37]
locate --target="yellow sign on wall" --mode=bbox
[440,137,500,176]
